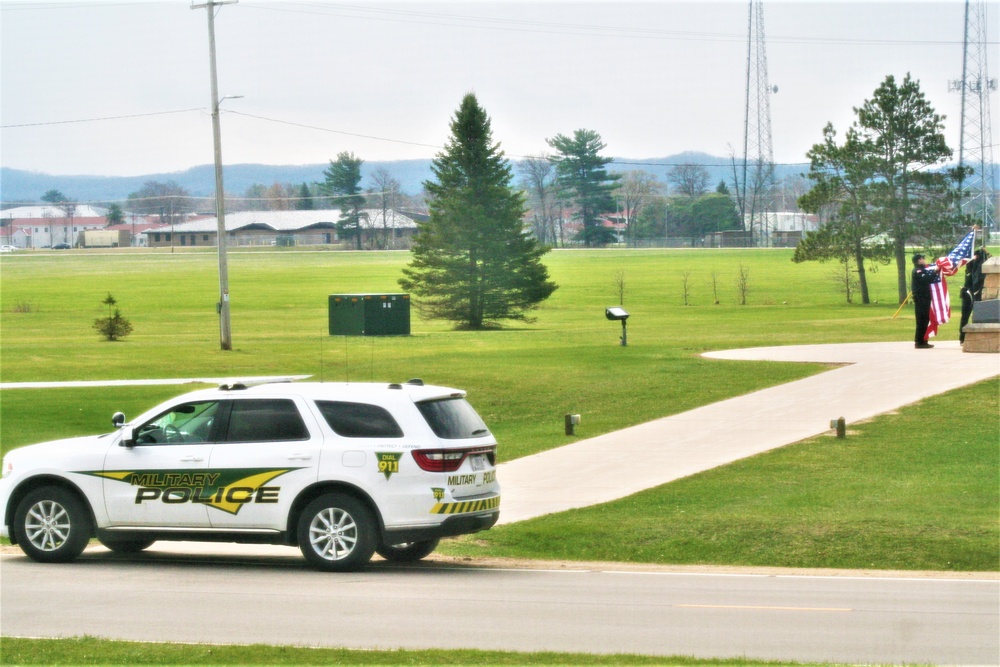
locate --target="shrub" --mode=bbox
[93,293,133,341]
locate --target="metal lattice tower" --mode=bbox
[949,0,997,238]
[741,0,777,247]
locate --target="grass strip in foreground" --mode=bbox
[0,636,824,666]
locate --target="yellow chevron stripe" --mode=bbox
[429,496,500,515]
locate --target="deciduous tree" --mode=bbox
[667,163,710,197]
[126,181,193,226]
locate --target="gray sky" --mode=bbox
[1,0,997,177]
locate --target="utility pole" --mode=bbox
[192,0,236,350]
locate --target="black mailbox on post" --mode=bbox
[329,294,410,336]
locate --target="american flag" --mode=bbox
[926,230,976,339]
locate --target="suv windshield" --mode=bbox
[416,398,490,440]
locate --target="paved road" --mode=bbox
[2,550,997,664]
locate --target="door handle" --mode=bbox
[180,456,204,462]
[287,453,312,461]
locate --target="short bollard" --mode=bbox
[829,417,846,439]
[565,414,581,436]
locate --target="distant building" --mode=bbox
[0,205,160,248]
[742,211,819,248]
[142,209,419,249]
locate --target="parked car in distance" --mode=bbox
[52,243,72,250]
[0,380,501,571]
[0,245,18,252]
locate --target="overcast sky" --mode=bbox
[1,0,997,177]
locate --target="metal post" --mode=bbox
[193,0,236,351]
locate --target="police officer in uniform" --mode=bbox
[959,248,990,344]
[910,253,938,349]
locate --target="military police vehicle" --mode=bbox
[0,380,500,571]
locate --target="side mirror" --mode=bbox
[112,412,126,428]
[121,429,137,449]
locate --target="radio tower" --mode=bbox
[741,0,777,247]
[949,0,997,240]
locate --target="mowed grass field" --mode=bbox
[1,247,997,573]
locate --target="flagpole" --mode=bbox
[892,292,911,319]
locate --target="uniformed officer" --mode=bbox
[910,253,938,349]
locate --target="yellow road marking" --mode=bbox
[675,604,853,612]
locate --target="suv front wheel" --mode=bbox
[297,493,376,572]
[14,487,92,563]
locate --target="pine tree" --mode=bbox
[322,152,365,250]
[852,74,966,303]
[399,94,556,329]
[547,129,619,247]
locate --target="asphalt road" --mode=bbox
[2,548,997,664]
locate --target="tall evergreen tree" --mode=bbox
[399,93,556,329]
[547,129,619,247]
[323,152,365,250]
[296,182,314,210]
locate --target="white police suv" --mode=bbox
[0,380,500,571]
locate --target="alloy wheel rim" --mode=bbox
[25,500,71,551]
[308,507,358,561]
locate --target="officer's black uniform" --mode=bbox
[910,253,938,348]
[959,249,990,343]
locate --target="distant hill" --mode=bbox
[0,160,436,205]
[3,153,988,207]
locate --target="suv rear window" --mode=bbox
[416,398,490,440]
[315,401,404,438]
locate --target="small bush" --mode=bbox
[93,293,133,341]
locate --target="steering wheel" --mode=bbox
[164,424,184,443]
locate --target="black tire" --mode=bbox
[297,493,376,572]
[98,536,156,554]
[13,486,92,563]
[376,538,440,563]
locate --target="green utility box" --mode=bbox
[329,294,411,336]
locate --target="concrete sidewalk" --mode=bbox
[496,341,999,524]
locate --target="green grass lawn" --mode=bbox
[0,636,817,666]
[0,248,931,460]
[1,248,997,572]
[1,248,996,664]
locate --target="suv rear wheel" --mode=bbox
[376,538,440,563]
[14,487,92,563]
[297,493,376,572]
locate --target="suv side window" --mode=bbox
[134,401,220,445]
[315,401,404,438]
[223,399,309,443]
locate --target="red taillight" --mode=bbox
[412,447,496,473]
[412,450,466,473]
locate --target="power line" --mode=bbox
[241,1,993,47]
[1,108,204,129]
